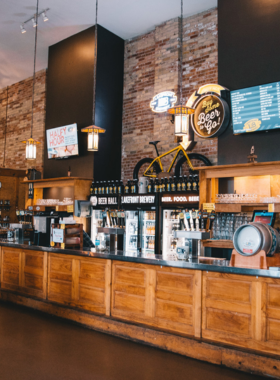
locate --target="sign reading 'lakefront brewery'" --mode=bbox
[121,195,155,204]
[150,91,177,113]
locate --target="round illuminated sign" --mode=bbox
[191,95,230,138]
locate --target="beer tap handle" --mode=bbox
[184,210,190,231]
[190,209,195,232]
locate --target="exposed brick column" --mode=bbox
[121,8,218,182]
[183,8,218,165]
[0,69,46,173]
[121,32,156,181]
[153,18,180,162]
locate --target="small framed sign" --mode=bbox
[52,228,64,243]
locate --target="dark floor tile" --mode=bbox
[0,301,273,380]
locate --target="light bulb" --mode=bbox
[20,24,26,34]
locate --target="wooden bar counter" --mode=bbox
[1,242,280,378]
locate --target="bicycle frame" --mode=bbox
[144,145,194,177]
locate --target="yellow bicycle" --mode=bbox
[133,140,212,179]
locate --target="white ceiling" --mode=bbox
[0,0,217,88]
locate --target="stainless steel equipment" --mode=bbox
[233,222,280,257]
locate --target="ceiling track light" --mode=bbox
[20,8,49,33]
[20,23,26,33]
[42,11,48,22]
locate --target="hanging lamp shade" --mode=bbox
[81,125,105,152]
[167,105,194,136]
[22,138,40,160]
[22,0,40,161]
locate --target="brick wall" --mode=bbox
[122,8,218,182]
[0,69,46,174]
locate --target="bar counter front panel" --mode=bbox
[1,241,280,378]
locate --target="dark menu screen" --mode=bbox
[230,81,280,134]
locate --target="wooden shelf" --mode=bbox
[198,161,280,209]
[214,203,280,213]
[202,239,234,249]
[197,160,280,178]
[21,177,93,184]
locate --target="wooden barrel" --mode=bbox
[233,222,279,256]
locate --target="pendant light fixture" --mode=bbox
[22,0,40,160]
[81,0,106,151]
[168,0,194,136]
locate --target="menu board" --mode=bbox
[46,123,79,159]
[231,81,280,134]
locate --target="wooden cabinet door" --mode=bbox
[48,254,73,305]
[1,247,47,299]
[21,250,47,298]
[48,253,111,316]
[111,261,147,321]
[262,277,280,355]
[153,266,201,337]
[77,258,111,315]
[202,271,280,356]
[111,261,202,338]
[1,247,21,292]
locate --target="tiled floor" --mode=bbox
[0,301,272,380]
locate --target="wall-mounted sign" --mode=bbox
[121,195,155,204]
[192,95,230,138]
[150,91,177,113]
[231,81,280,135]
[203,203,215,212]
[161,195,199,203]
[186,84,230,139]
[90,196,118,206]
[46,123,79,159]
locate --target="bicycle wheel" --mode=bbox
[174,153,212,177]
[133,158,161,180]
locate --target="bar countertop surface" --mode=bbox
[1,239,280,279]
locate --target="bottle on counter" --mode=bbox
[109,181,114,195]
[118,180,124,195]
[177,176,182,192]
[131,179,138,194]
[113,180,118,194]
[154,178,159,193]
[171,176,177,192]
[182,175,187,192]
[187,175,192,192]
[159,178,163,193]
[98,181,102,195]
[101,181,105,195]
[105,181,109,194]
[166,177,172,192]
[148,178,154,193]
[125,180,130,194]
[94,181,99,195]
[191,175,197,193]
[90,181,94,196]
[161,178,165,193]
[68,166,71,177]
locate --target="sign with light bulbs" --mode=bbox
[186,84,231,139]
